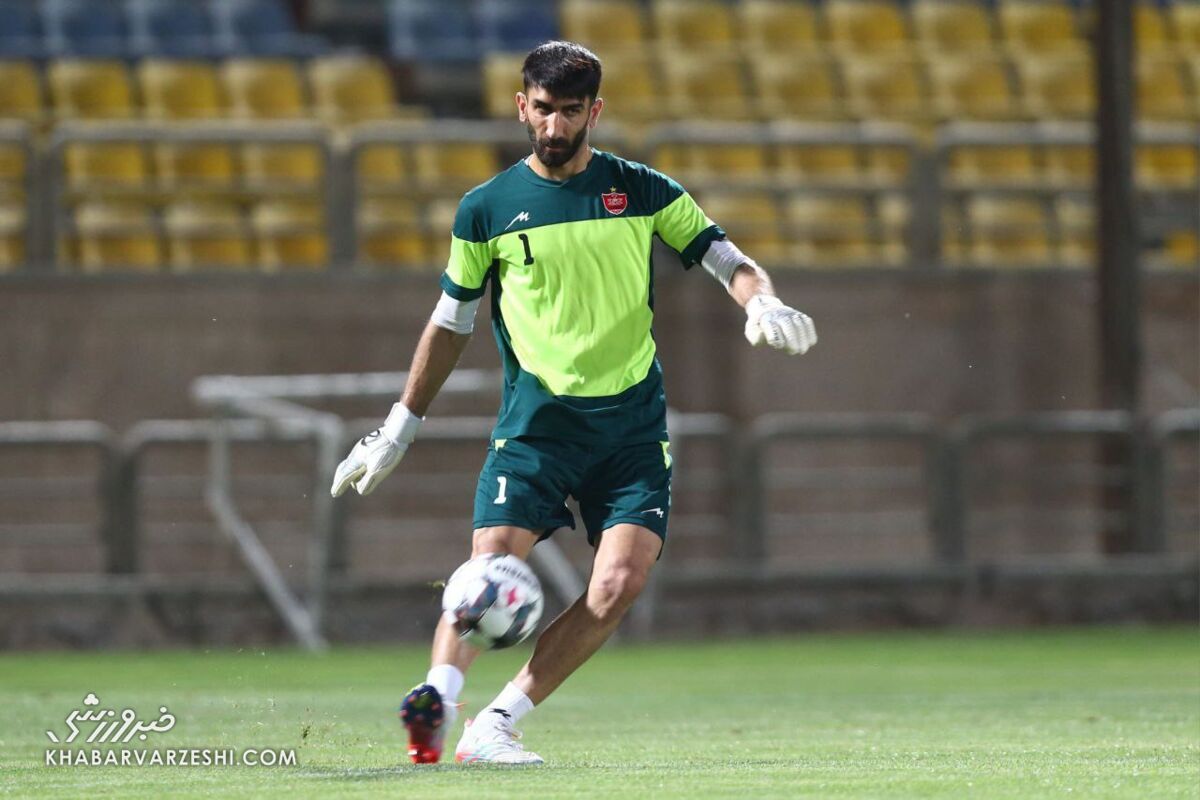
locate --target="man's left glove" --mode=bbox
[744,294,817,355]
[330,402,423,497]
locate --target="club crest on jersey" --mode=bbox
[601,188,628,215]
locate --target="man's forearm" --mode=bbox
[728,262,775,307]
[400,322,472,417]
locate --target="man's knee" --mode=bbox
[471,526,539,559]
[588,562,650,622]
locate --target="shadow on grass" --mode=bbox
[296,757,805,781]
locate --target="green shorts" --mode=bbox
[472,437,673,546]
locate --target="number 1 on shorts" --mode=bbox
[494,476,508,505]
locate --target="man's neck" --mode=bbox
[526,146,593,182]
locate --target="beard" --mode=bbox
[527,122,589,168]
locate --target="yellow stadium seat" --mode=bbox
[693,190,787,265]
[251,200,328,271]
[64,142,150,191]
[750,53,844,120]
[1170,2,1200,51]
[0,61,43,124]
[1016,55,1095,119]
[73,201,161,272]
[877,193,911,266]
[998,0,1085,55]
[1136,142,1199,190]
[560,0,647,51]
[946,143,1039,189]
[0,199,25,270]
[739,0,820,53]
[1159,229,1199,269]
[776,143,862,186]
[482,53,526,119]
[310,55,414,123]
[357,197,426,269]
[151,141,238,190]
[659,143,769,186]
[1137,55,1192,121]
[1042,143,1094,189]
[138,60,224,120]
[926,55,1020,121]
[355,144,408,191]
[661,55,750,121]
[163,202,253,271]
[595,53,664,122]
[412,142,499,190]
[47,60,135,119]
[1054,195,1094,268]
[786,193,876,267]
[0,143,26,188]
[651,0,736,51]
[839,55,928,121]
[825,0,911,55]
[1134,1,1170,52]
[911,0,996,54]
[425,198,458,268]
[222,59,307,119]
[965,195,1052,267]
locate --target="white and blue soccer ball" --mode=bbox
[441,554,544,650]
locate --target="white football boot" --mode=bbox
[454,709,544,765]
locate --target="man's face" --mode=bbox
[518,86,602,168]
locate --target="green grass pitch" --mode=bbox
[1,627,1197,798]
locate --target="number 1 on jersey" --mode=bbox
[494,476,508,504]
[518,233,534,265]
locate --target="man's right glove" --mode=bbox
[330,402,423,497]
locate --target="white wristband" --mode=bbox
[700,238,755,288]
[380,402,423,446]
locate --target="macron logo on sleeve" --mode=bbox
[505,211,530,230]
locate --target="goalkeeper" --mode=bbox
[331,41,816,765]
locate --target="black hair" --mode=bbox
[522,41,602,101]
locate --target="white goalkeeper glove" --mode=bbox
[744,294,817,355]
[330,402,423,497]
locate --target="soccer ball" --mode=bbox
[441,554,544,650]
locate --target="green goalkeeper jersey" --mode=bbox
[441,148,725,446]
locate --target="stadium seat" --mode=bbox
[750,53,845,121]
[911,0,996,54]
[1136,142,1199,190]
[388,0,477,62]
[964,195,1053,267]
[1159,229,1200,269]
[126,0,216,58]
[47,59,135,119]
[1015,55,1095,120]
[42,0,127,57]
[221,58,306,119]
[1172,1,1200,51]
[72,200,161,272]
[138,59,224,119]
[356,197,426,268]
[997,0,1085,55]
[739,0,820,54]
[559,0,647,52]
[877,192,911,266]
[824,0,911,56]
[63,141,149,191]
[661,54,750,121]
[1041,143,1093,190]
[354,143,408,190]
[1134,1,1170,52]
[481,53,525,118]
[946,142,1039,189]
[163,201,254,271]
[650,0,736,51]
[309,55,419,123]
[0,142,25,187]
[211,0,326,57]
[0,198,25,270]
[1053,194,1094,268]
[251,200,328,270]
[926,55,1020,121]
[694,189,786,264]
[786,193,876,267]
[1137,55,1192,122]
[0,0,45,58]
[839,55,928,122]
[593,52,663,122]
[775,143,862,187]
[412,142,499,190]
[477,0,559,55]
[0,61,44,123]
[425,197,458,267]
[656,143,769,186]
